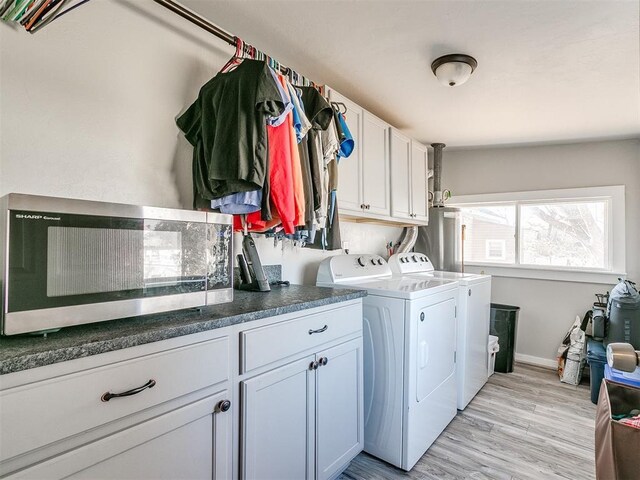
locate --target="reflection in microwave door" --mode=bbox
[143,230,183,279]
[207,224,232,288]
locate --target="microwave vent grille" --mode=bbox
[47,227,144,297]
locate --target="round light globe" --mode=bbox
[431,54,477,87]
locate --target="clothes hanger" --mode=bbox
[220,36,244,73]
[46,0,90,23]
[24,0,57,30]
[19,0,47,26]
[331,102,348,116]
[28,0,69,33]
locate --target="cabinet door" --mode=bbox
[329,90,363,214]
[410,141,429,223]
[362,112,390,217]
[9,391,232,480]
[389,128,412,221]
[241,356,316,480]
[316,339,363,480]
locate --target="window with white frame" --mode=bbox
[519,200,607,269]
[452,186,625,282]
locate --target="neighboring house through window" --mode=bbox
[485,239,506,261]
[451,186,625,284]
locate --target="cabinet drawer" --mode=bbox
[6,391,231,480]
[0,336,229,462]
[240,303,362,373]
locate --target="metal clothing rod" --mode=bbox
[153,0,235,46]
[152,0,320,89]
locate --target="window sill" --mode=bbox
[463,264,626,285]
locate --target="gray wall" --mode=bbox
[443,139,640,364]
[0,1,401,285]
[2,1,637,362]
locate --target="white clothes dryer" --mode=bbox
[317,254,458,471]
[389,253,492,410]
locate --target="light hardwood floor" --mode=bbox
[341,364,596,480]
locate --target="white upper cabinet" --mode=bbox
[390,129,412,221]
[328,88,391,220]
[329,90,363,214]
[390,127,429,224]
[410,140,429,224]
[327,87,428,224]
[361,112,391,217]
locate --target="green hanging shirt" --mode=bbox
[177,60,284,214]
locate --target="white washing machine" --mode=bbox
[389,252,491,410]
[317,254,458,471]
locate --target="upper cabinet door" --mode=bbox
[411,141,429,224]
[390,128,412,221]
[362,112,390,217]
[328,90,363,214]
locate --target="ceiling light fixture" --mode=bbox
[431,54,478,87]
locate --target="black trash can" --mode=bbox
[586,338,606,404]
[489,303,520,373]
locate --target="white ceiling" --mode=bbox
[182,0,640,147]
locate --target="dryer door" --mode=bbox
[415,297,456,402]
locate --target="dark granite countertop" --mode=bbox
[0,285,366,376]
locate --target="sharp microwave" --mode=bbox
[0,194,234,335]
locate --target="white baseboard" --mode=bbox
[515,353,557,370]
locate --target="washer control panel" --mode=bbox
[316,254,391,283]
[388,252,434,274]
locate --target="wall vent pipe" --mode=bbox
[397,226,418,254]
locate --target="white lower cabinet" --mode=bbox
[241,356,316,480]
[12,389,232,480]
[0,300,364,480]
[315,339,363,480]
[0,330,233,480]
[240,302,364,480]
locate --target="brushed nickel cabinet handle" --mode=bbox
[101,379,156,402]
[309,325,328,335]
